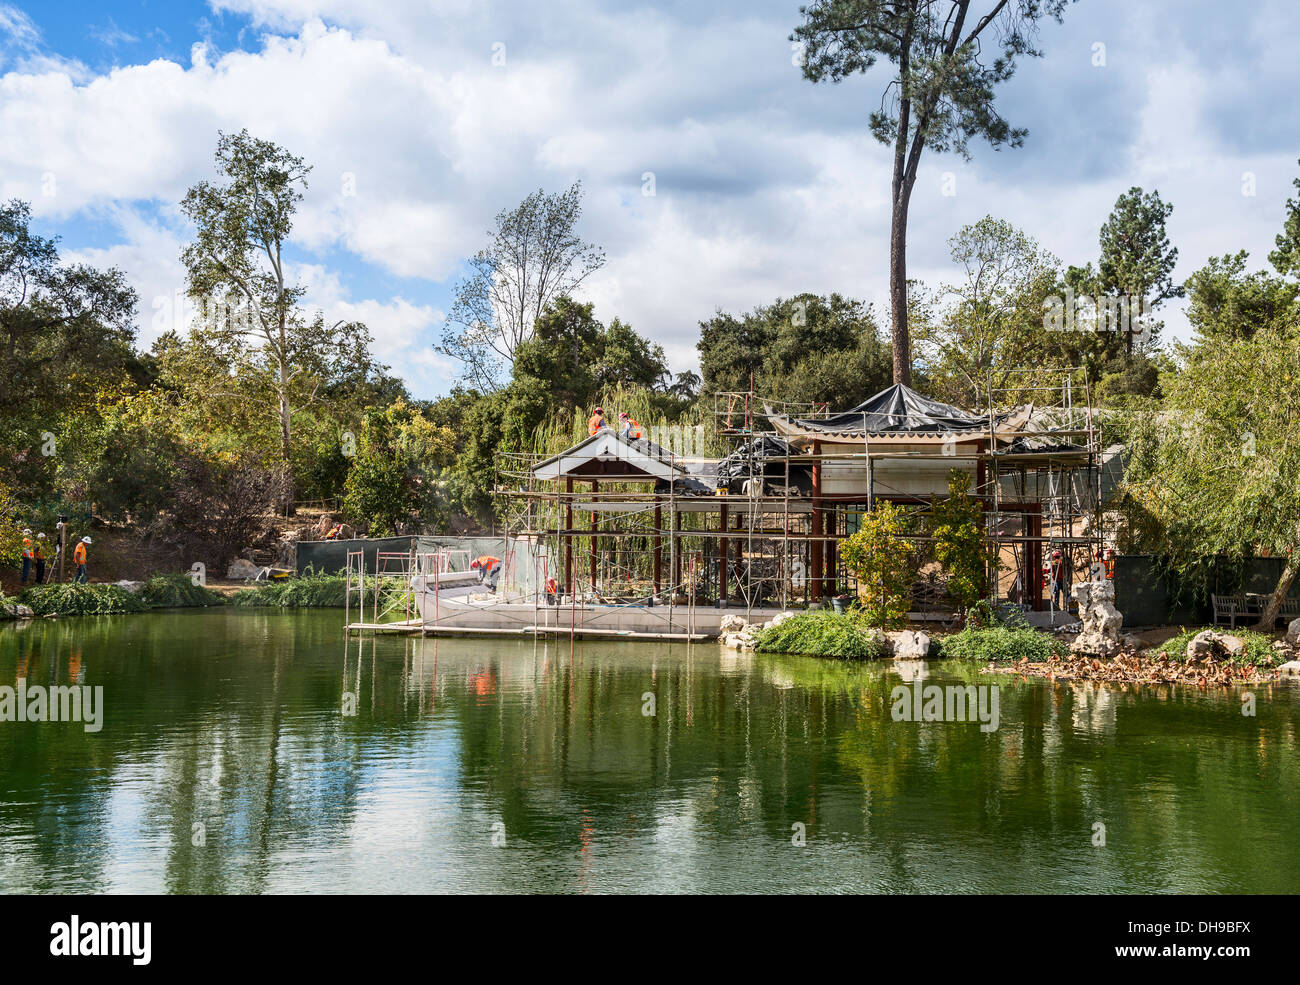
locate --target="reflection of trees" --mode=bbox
[3,613,1299,893]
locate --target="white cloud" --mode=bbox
[2,0,1298,398]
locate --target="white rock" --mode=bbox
[770,611,795,628]
[1277,660,1300,676]
[114,580,144,593]
[226,558,263,580]
[16,604,33,618]
[718,613,748,634]
[1070,580,1124,657]
[892,630,931,660]
[1286,617,1300,646]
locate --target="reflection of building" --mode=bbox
[484,377,1115,635]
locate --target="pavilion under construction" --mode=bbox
[393,369,1118,640]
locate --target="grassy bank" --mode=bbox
[230,570,392,609]
[937,625,1069,662]
[1148,627,1280,667]
[14,573,225,617]
[754,612,889,660]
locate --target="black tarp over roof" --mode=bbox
[790,383,986,434]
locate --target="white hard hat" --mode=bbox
[22,528,31,535]
[82,536,92,544]
[37,532,46,539]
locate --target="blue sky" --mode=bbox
[3,0,1298,399]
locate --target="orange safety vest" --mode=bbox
[624,418,642,439]
[588,415,605,436]
[21,537,33,559]
[33,542,44,560]
[73,542,86,564]
[1104,556,1116,579]
[475,555,500,572]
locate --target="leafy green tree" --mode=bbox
[793,0,1074,386]
[839,500,916,629]
[915,216,1061,406]
[1120,325,1300,628]
[1185,251,1298,343]
[697,293,891,406]
[1269,157,1300,278]
[1096,186,1183,356]
[342,401,456,535]
[0,199,139,497]
[929,471,997,615]
[440,183,605,390]
[180,130,375,509]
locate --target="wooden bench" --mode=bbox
[1213,593,1300,628]
[1211,593,1251,628]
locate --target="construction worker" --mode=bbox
[618,411,642,440]
[1103,547,1116,580]
[588,406,607,435]
[73,536,91,583]
[471,555,502,592]
[1049,549,1069,610]
[33,533,47,585]
[545,576,558,606]
[19,529,33,584]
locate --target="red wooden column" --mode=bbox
[564,476,573,594]
[589,479,598,591]
[1028,504,1043,611]
[719,501,729,602]
[653,499,662,599]
[810,439,823,602]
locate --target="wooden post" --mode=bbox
[673,509,682,596]
[824,506,836,597]
[565,476,573,595]
[810,439,823,602]
[589,479,598,592]
[1028,505,1044,611]
[653,499,662,600]
[719,501,729,603]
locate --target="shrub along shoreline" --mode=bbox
[6,574,225,618]
[752,608,1292,685]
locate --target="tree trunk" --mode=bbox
[278,359,295,517]
[1254,551,1298,631]
[889,190,913,387]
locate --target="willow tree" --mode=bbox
[792,0,1074,386]
[1122,326,1300,629]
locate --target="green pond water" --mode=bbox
[1,608,1297,894]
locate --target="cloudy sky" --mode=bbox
[2,0,1297,398]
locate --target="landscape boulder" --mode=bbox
[226,558,264,581]
[891,630,931,660]
[1287,617,1300,646]
[1070,580,1123,657]
[1186,629,1246,663]
[718,613,748,634]
[1277,661,1300,677]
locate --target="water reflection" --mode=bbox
[1,610,1297,894]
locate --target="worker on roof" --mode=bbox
[20,528,33,584]
[588,406,607,435]
[73,536,91,584]
[471,554,502,592]
[618,411,642,440]
[33,533,47,585]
